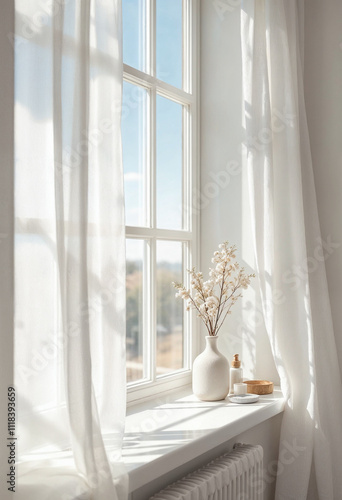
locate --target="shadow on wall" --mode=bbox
[200,0,278,384]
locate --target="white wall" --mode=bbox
[199,1,279,384]
[0,2,15,500]
[304,0,342,375]
[197,4,282,498]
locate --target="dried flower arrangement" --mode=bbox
[173,242,254,336]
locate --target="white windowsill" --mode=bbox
[123,386,285,493]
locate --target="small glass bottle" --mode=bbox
[230,354,243,393]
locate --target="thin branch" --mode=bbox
[187,294,212,335]
[214,284,241,325]
[190,270,214,335]
[216,293,242,335]
[212,263,226,333]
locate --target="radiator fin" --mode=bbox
[149,444,263,500]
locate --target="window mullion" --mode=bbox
[143,239,152,381]
[183,0,188,92]
[150,0,157,383]
[150,238,157,382]
[144,239,152,381]
[150,0,157,230]
[123,67,195,105]
[182,105,189,231]
[151,88,156,230]
[183,242,189,370]
[151,0,156,78]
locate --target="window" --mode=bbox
[122,0,199,402]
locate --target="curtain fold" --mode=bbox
[15,1,127,499]
[241,1,342,499]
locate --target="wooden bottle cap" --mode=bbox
[232,354,241,368]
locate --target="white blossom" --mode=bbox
[172,241,254,336]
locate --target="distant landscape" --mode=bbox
[126,260,183,382]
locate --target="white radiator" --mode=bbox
[149,444,263,500]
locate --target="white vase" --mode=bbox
[192,336,230,401]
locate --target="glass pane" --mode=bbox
[156,95,183,229]
[126,239,145,383]
[156,0,183,88]
[156,241,184,376]
[123,0,146,72]
[122,82,147,227]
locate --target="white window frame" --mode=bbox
[124,0,200,405]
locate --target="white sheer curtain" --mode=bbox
[241,1,342,499]
[15,1,127,499]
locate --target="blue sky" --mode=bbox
[122,0,184,232]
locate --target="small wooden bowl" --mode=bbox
[243,380,274,395]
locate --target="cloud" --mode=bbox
[124,172,143,182]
